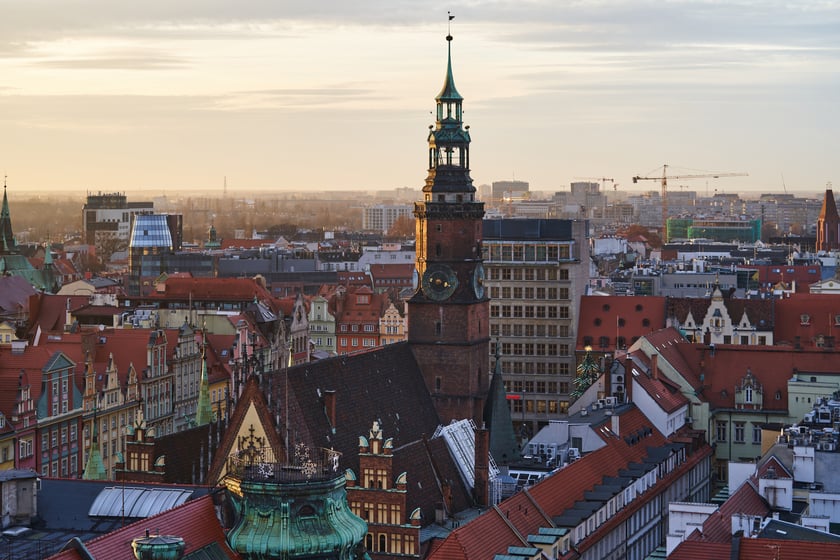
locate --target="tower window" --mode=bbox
[438,195,445,202]
[436,224,442,232]
[435,377,442,392]
[435,322,442,336]
[435,244,442,257]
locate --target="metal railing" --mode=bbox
[228,445,342,484]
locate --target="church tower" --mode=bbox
[817,187,840,252]
[408,29,490,425]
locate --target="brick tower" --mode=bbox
[817,187,840,252]
[408,30,490,425]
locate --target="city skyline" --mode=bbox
[1,1,837,195]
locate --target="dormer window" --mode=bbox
[800,314,810,326]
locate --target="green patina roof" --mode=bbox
[226,475,369,559]
[436,36,462,102]
[194,354,213,426]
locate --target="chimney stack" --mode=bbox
[473,426,490,507]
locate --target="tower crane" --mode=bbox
[574,177,616,191]
[632,164,748,241]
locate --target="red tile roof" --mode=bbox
[627,352,690,414]
[638,327,840,411]
[774,293,840,347]
[427,406,704,560]
[577,296,666,351]
[148,277,273,302]
[46,494,237,560]
[738,538,840,559]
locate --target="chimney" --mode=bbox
[611,413,620,437]
[473,426,490,507]
[650,353,659,380]
[323,390,337,429]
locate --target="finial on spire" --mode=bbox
[447,11,454,41]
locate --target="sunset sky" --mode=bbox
[1,1,838,195]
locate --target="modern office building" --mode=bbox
[483,218,590,439]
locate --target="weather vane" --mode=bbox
[447,11,454,40]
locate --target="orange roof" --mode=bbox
[427,407,707,559]
[643,327,840,411]
[577,296,666,351]
[149,277,273,302]
[738,538,840,559]
[46,494,237,560]
[774,293,840,347]
[627,352,690,414]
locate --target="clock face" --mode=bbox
[472,264,485,299]
[422,265,458,301]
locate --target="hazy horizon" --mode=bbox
[1,2,837,194]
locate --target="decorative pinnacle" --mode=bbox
[447,11,454,41]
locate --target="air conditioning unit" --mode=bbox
[605,397,617,407]
[592,402,601,410]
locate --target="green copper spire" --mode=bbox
[0,180,16,255]
[436,29,462,102]
[195,348,213,426]
[82,409,108,480]
[423,19,475,196]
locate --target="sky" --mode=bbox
[1,1,838,196]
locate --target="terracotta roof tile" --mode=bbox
[46,494,236,560]
[577,296,666,351]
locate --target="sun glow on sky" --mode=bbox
[1,2,838,195]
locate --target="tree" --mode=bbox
[387,215,414,239]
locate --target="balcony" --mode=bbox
[227,445,342,484]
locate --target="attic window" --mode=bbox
[594,318,602,326]
[800,314,810,326]
[642,318,650,327]
[602,304,611,311]
[635,304,643,311]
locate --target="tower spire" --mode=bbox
[0,177,16,254]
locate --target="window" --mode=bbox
[734,422,745,443]
[752,424,762,445]
[716,421,727,442]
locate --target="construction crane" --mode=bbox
[632,164,748,241]
[574,177,616,191]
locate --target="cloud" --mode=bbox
[35,54,189,70]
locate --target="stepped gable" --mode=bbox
[280,341,441,476]
[666,297,710,325]
[47,494,236,560]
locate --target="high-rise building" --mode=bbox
[407,31,490,425]
[362,204,413,233]
[127,213,183,296]
[82,192,154,260]
[483,219,590,438]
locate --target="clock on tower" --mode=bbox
[407,28,490,426]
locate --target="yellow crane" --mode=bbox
[632,164,748,241]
